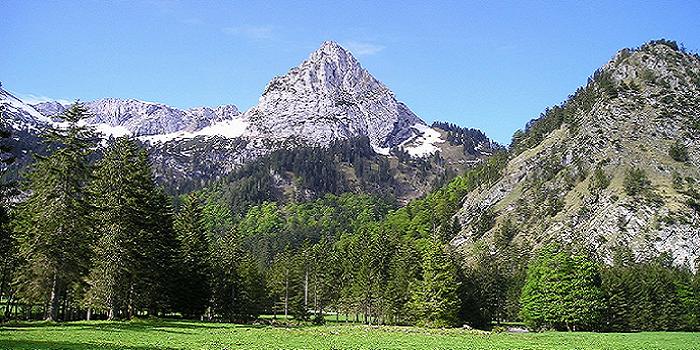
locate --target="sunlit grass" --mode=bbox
[1,319,699,349]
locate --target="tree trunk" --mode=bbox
[127,283,135,319]
[0,272,6,308]
[284,278,289,320]
[304,270,308,310]
[46,271,60,321]
[87,308,92,321]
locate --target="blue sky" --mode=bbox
[1,0,699,144]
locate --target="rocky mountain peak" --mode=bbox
[246,41,428,152]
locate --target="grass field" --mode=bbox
[1,319,699,350]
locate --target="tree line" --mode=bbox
[0,104,698,331]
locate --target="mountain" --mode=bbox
[1,42,498,198]
[0,86,53,132]
[453,40,700,269]
[243,41,431,154]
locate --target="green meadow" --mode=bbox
[1,320,699,350]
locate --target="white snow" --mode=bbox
[140,117,249,143]
[401,123,444,157]
[373,146,391,155]
[4,95,52,124]
[91,123,132,138]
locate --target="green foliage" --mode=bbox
[0,115,18,319]
[509,67,616,155]
[15,103,96,321]
[669,140,689,162]
[173,194,211,318]
[86,136,178,319]
[459,240,529,328]
[602,259,699,331]
[589,166,611,193]
[431,121,498,157]
[204,136,452,217]
[623,167,652,196]
[520,244,605,331]
[409,240,461,327]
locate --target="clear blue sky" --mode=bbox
[2,0,699,144]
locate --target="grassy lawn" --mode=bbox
[1,319,699,350]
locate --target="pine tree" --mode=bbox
[236,254,266,320]
[409,239,461,328]
[16,103,96,321]
[174,193,211,318]
[385,238,420,325]
[86,136,143,319]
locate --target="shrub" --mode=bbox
[669,141,689,162]
[623,167,652,196]
[589,166,611,193]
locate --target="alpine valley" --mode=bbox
[1,39,700,331]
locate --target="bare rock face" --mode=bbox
[454,41,700,270]
[242,41,425,151]
[31,101,66,118]
[82,99,241,137]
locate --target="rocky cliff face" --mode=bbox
[454,41,700,269]
[243,41,431,154]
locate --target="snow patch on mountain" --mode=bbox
[140,117,249,143]
[401,124,445,157]
[1,87,53,130]
[91,123,132,138]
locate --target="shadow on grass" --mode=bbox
[1,319,277,332]
[0,339,177,350]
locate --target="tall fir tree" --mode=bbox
[173,193,211,318]
[16,103,96,321]
[0,110,18,316]
[409,239,461,328]
[86,136,177,319]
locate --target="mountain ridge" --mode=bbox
[1,41,498,198]
[454,40,700,269]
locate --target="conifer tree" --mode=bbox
[209,229,242,321]
[16,103,96,321]
[86,137,177,319]
[174,193,211,318]
[409,239,461,328]
[0,115,18,314]
[235,254,266,320]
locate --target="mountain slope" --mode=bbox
[454,40,700,269]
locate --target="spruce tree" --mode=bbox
[86,137,177,319]
[86,136,143,319]
[0,115,18,314]
[16,103,96,321]
[409,239,461,328]
[174,193,211,318]
[209,229,242,321]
